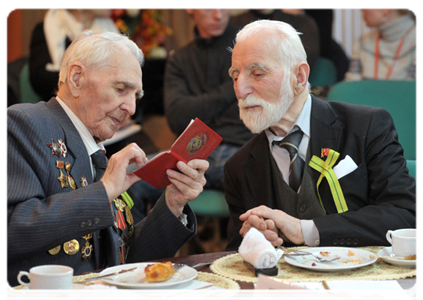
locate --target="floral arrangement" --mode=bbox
[111,9,172,58]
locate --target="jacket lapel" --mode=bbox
[45,98,94,184]
[243,133,276,207]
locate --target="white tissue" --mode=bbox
[238,227,284,269]
[80,284,140,300]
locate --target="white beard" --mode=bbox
[239,82,294,134]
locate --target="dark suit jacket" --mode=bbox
[7,98,196,286]
[225,96,415,250]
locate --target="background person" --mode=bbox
[164,9,253,191]
[345,9,416,81]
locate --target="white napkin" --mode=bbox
[80,284,140,300]
[238,227,284,269]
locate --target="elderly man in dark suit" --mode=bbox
[225,20,415,251]
[7,31,208,286]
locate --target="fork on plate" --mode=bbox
[284,250,340,262]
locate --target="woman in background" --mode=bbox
[29,9,119,100]
[345,9,415,81]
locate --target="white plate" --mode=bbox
[16,284,85,300]
[284,247,377,272]
[100,262,197,289]
[377,247,416,267]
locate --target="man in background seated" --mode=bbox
[164,9,253,192]
[8,31,208,286]
[230,9,320,70]
[224,20,415,250]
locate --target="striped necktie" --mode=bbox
[90,150,108,182]
[273,130,304,192]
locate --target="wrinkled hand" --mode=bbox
[165,159,209,217]
[239,205,305,246]
[100,143,147,201]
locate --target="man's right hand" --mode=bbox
[239,205,305,246]
[100,143,147,201]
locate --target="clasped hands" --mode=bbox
[100,143,209,217]
[239,205,305,246]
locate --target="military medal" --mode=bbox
[321,148,330,158]
[48,245,61,255]
[80,176,88,187]
[63,239,79,255]
[47,138,61,157]
[81,233,93,259]
[124,206,134,225]
[58,169,68,188]
[65,162,76,190]
[58,139,68,158]
[114,199,127,211]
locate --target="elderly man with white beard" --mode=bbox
[224,20,415,251]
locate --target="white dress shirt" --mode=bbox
[56,97,105,178]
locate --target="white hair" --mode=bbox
[58,31,144,86]
[235,19,307,72]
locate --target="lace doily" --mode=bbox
[210,246,416,283]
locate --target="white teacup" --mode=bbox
[17,265,73,289]
[386,228,416,257]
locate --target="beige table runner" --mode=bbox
[210,246,416,283]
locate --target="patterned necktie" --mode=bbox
[91,150,108,182]
[273,130,304,192]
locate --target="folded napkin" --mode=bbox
[79,284,141,300]
[238,227,284,269]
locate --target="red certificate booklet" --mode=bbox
[134,118,222,189]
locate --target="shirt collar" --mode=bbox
[56,97,104,156]
[266,94,312,145]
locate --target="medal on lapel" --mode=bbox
[81,233,93,259]
[80,176,88,187]
[58,139,68,158]
[47,138,61,157]
[65,162,76,190]
[56,161,68,189]
[48,245,61,255]
[63,239,79,255]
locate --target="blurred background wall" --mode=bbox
[7,9,366,64]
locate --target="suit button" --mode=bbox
[80,222,86,228]
[353,239,359,245]
[339,239,345,245]
[346,239,352,245]
[299,205,307,212]
[87,220,92,226]
[93,218,100,225]
[333,239,338,245]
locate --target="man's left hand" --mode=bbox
[165,159,209,217]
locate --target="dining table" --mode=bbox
[150,249,416,291]
[5,247,420,300]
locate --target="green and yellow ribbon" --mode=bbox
[309,148,348,214]
[120,191,134,209]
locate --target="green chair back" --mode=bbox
[20,63,42,104]
[309,57,337,87]
[327,80,416,160]
[188,189,229,217]
[407,160,416,179]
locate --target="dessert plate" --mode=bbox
[284,247,377,272]
[100,262,197,288]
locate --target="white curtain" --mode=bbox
[333,9,369,58]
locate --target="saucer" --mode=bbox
[16,284,85,300]
[377,247,416,267]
